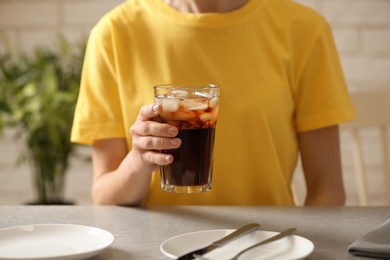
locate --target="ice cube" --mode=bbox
[157,98,179,112]
[182,98,208,111]
[169,90,188,99]
[159,112,175,121]
[212,106,219,121]
[173,110,196,121]
[199,112,213,122]
[209,97,219,108]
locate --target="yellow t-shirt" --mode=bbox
[71,0,356,205]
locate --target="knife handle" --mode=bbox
[212,223,260,247]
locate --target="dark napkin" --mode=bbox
[348,218,390,259]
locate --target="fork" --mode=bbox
[194,228,297,260]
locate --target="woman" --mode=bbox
[71,0,356,206]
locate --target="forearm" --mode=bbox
[299,125,346,206]
[304,186,345,206]
[92,172,152,206]
[92,150,153,206]
[302,153,346,206]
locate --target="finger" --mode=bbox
[138,103,161,121]
[134,136,181,150]
[132,121,178,137]
[143,151,174,166]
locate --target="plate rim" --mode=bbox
[0,223,115,260]
[160,229,314,260]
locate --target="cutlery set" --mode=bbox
[176,224,297,260]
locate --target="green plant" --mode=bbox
[0,36,86,204]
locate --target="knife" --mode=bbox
[176,223,260,260]
[228,228,297,259]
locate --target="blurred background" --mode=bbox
[0,0,389,206]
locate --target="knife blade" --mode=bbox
[176,223,260,260]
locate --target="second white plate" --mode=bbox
[161,229,314,260]
[0,224,114,260]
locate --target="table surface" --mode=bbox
[1,206,389,259]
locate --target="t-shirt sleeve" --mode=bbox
[71,19,126,144]
[294,20,356,132]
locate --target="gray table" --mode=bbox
[1,206,389,259]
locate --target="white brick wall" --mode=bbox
[0,0,124,53]
[0,0,390,205]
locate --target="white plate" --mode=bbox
[161,229,314,260]
[0,224,114,260]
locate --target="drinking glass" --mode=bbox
[154,84,220,193]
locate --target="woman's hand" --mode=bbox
[129,103,181,173]
[91,103,181,205]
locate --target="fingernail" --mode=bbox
[168,127,177,135]
[170,139,180,146]
[164,155,171,162]
[152,104,159,113]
